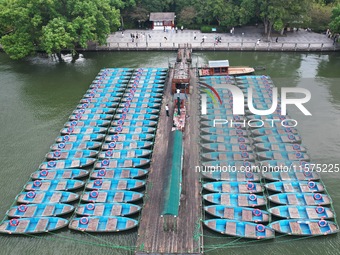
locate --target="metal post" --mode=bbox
[267,42,270,51]
[308,43,310,51]
[281,43,284,51]
[295,43,297,51]
[321,43,324,51]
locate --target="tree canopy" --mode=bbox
[330,4,340,33]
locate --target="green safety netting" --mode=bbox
[162,130,183,216]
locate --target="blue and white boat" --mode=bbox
[69,113,113,121]
[6,203,75,218]
[45,150,98,160]
[98,149,152,159]
[257,151,310,161]
[60,126,107,135]
[203,181,263,193]
[75,203,141,216]
[201,128,247,136]
[262,171,320,181]
[86,179,145,190]
[201,152,256,161]
[16,191,79,204]
[24,179,85,191]
[201,143,252,152]
[50,141,102,151]
[201,135,250,144]
[64,120,110,127]
[265,181,324,193]
[101,141,153,150]
[39,158,96,169]
[55,134,105,143]
[114,113,159,121]
[95,158,150,168]
[108,126,156,134]
[254,143,307,152]
[252,134,302,144]
[81,190,143,203]
[91,168,148,179]
[105,133,155,142]
[251,127,299,136]
[268,193,332,206]
[269,205,335,220]
[31,169,89,180]
[201,171,261,182]
[203,193,266,207]
[116,107,159,115]
[111,119,158,127]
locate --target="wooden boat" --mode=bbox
[253,134,302,144]
[24,179,85,191]
[121,98,162,105]
[269,219,339,236]
[114,113,158,121]
[60,126,107,135]
[202,160,256,170]
[269,205,335,220]
[0,217,69,235]
[199,60,255,76]
[95,158,150,168]
[268,193,332,206]
[127,83,164,89]
[105,133,155,142]
[202,171,260,182]
[201,135,250,144]
[257,151,310,161]
[83,92,123,98]
[16,191,79,204]
[75,203,141,217]
[203,193,266,207]
[125,87,163,93]
[204,219,275,239]
[64,120,110,127]
[108,126,156,134]
[31,169,89,180]
[98,149,152,159]
[201,143,252,152]
[203,181,263,193]
[55,134,105,143]
[111,119,158,127]
[91,168,148,179]
[122,92,163,99]
[205,205,270,222]
[81,190,143,203]
[201,152,256,162]
[6,203,74,218]
[118,102,161,109]
[86,179,145,190]
[69,113,113,121]
[251,127,299,137]
[201,128,247,136]
[68,216,138,233]
[76,102,118,109]
[101,141,153,150]
[254,143,307,152]
[39,158,96,170]
[79,97,121,104]
[50,141,102,151]
[86,88,125,94]
[262,171,320,181]
[45,150,98,160]
[116,107,159,115]
[265,181,324,193]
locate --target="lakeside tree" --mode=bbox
[0,0,120,61]
[330,5,340,33]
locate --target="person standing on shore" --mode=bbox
[165,104,169,117]
[275,37,278,43]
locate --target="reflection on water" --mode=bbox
[0,51,340,255]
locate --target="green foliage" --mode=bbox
[330,5,340,33]
[309,3,333,32]
[200,25,214,33]
[178,6,196,27]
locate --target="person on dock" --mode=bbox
[165,104,169,117]
[275,37,278,43]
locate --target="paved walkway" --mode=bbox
[101,26,339,52]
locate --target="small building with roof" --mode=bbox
[149,12,175,30]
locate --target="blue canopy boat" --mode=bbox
[16,191,79,204]
[81,190,143,203]
[201,128,247,136]
[55,134,105,143]
[201,143,252,152]
[45,150,98,160]
[75,203,141,217]
[269,219,339,236]
[108,126,156,134]
[252,134,302,144]
[257,151,310,161]
[0,217,69,235]
[200,135,250,144]
[203,193,266,207]
[64,120,110,127]
[91,168,148,179]
[268,193,332,206]
[204,219,275,239]
[39,158,97,169]
[50,141,102,151]
[60,126,107,135]
[31,169,89,180]
[205,205,270,222]
[201,171,260,182]
[105,133,155,142]
[251,127,299,136]
[114,113,158,121]
[265,181,324,193]
[262,171,320,181]
[6,203,74,218]
[101,141,153,150]
[201,152,256,162]
[86,179,145,190]
[269,205,335,220]
[69,113,113,121]
[203,181,263,193]
[254,143,307,152]
[111,119,158,127]
[68,216,138,233]
[98,149,152,159]
[95,158,150,168]
[24,179,85,191]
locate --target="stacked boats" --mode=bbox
[200,74,338,238]
[200,75,275,239]
[0,67,167,234]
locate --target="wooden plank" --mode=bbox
[94,205,105,216]
[71,160,80,168]
[50,193,62,203]
[220,194,230,205]
[287,194,298,205]
[238,195,249,206]
[238,184,248,193]
[280,172,290,181]
[101,181,111,190]
[56,181,66,191]
[124,160,132,167]
[221,184,230,193]
[111,204,122,216]
[35,218,49,232]
[283,183,294,192]
[121,169,130,178]
[299,183,310,192]
[62,171,72,179]
[97,192,108,202]
[117,180,128,190]
[87,218,99,231]
[106,218,117,231]
[288,207,300,218]
[223,208,234,219]
[24,206,37,217]
[306,207,318,219]
[226,222,237,235]
[245,224,256,238]
[309,222,322,235]
[242,209,253,221]
[16,220,30,233]
[304,195,316,205]
[113,192,124,202]
[289,222,302,234]
[126,219,136,229]
[43,205,55,216]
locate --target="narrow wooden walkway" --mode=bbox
[135,65,202,254]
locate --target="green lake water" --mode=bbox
[0,51,339,255]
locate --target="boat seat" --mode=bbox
[56,161,66,169]
[70,160,80,168]
[35,218,49,232]
[97,192,108,202]
[124,160,133,167]
[55,219,66,228]
[206,220,216,229]
[304,195,316,205]
[107,218,118,231]
[223,208,234,219]
[216,137,224,143]
[113,192,124,202]
[50,193,62,203]
[217,144,225,151]
[283,183,294,193]
[287,194,298,205]
[237,172,245,182]
[280,172,290,181]
[111,204,122,216]
[78,143,86,149]
[299,183,311,192]
[117,180,128,190]
[238,195,249,207]
[62,171,72,179]
[295,172,306,181]
[87,218,99,231]
[226,221,237,235]
[121,169,130,178]
[270,207,280,216]
[309,222,322,235]
[242,209,253,221]
[220,172,229,181]
[56,181,67,191]
[43,205,55,216]
[288,207,300,218]
[94,205,105,216]
[216,130,223,135]
[221,184,230,193]
[218,154,227,161]
[289,222,302,234]
[306,207,318,219]
[16,220,30,233]
[220,194,230,205]
[24,206,37,217]
[273,152,284,160]
[112,152,121,158]
[101,181,111,190]
[238,184,248,193]
[127,151,136,158]
[110,161,118,167]
[126,219,136,229]
[245,224,256,238]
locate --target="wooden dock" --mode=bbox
[135,51,202,255]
